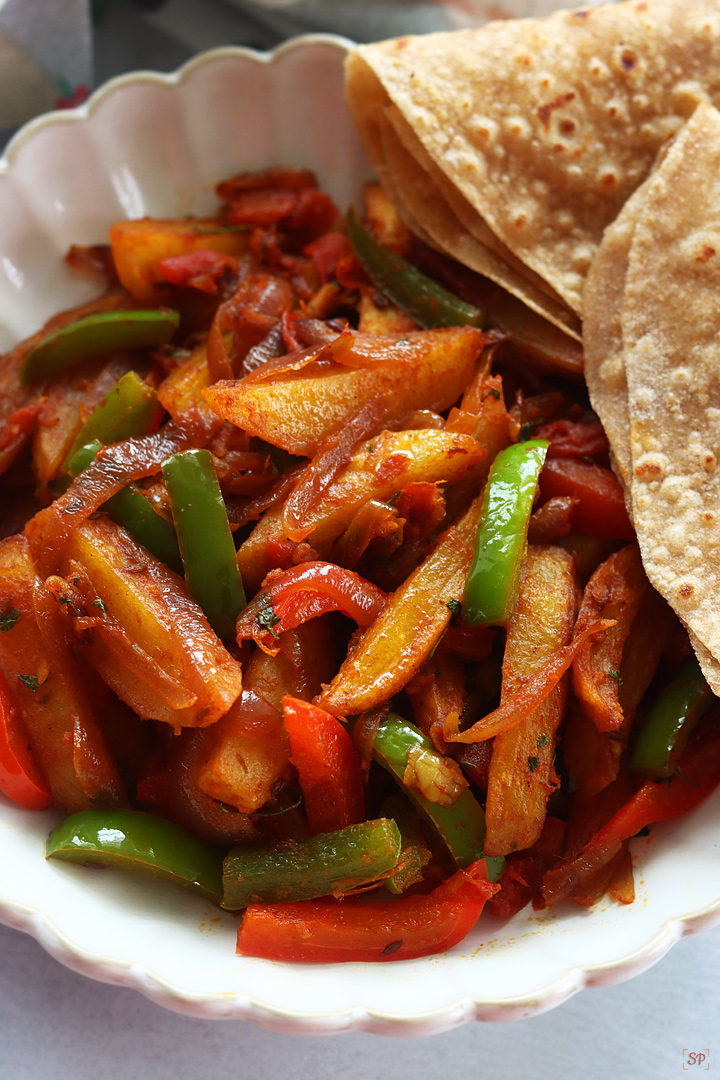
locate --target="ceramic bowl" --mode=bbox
[1,37,720,1036]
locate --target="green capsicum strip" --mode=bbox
[380,795,431,896]
[65,441,183,574]
[462,440,549,628]
[64,370,159,464]
[631,657,713,778]
[373,713,505,882]
[221,818,401,910]
[347,208,486,330]
[21,309,180,386]
[162,448,246,639]
[46,808,224,904]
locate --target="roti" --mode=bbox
[347,0,720,316]
[620,102,720,689]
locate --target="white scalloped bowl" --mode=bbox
[2,38,720,1036]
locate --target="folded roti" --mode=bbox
[584,121,720,694]
[347,0,720,317]
[619,102,720,692]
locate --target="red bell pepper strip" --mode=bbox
[236,859,499,962]
[282,696,364,835]
[236,561,387,653]
[543,712,720,905]
[538,457,634,540]
[0,668,51,811]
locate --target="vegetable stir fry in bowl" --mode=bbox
[2,161,718,965]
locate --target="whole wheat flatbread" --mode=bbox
[621,102,720,689]
[347,0,720,316]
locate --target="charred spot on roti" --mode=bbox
[537,92,577,132]
[619,49,639,73]
[633,454,667,481]
[696,244,716,263]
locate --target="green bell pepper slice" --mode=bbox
[46,809,224,904]
[462,440,548,627]
[221,818,401,909]
[21,309,180,386]
[373,713,505,882]
[162,448,246,639]
[631,657,713,777]
[347,208,486,330]
[64,441,183,574]
[64,370,159,464]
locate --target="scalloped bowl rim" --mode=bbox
[0,38,719,1036]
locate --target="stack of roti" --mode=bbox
[346,0,720,693]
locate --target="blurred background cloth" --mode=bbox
[0,0,610,146]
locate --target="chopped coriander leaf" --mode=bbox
[607,669,623,685]
[0,606,20,632]
[257,602,281,640]
[92,598,108,612]
[517,420,540,442]
[18,674,43,692]
[527,756,540,773]
[446,598,462,618]
[485,387,501,401]
[536,734,550,748]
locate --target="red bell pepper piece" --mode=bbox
[158,250,237,295]
[236,859,499,962]
[538,457,635,540]
[440,622,495,662]
[236,561,387,652]
[282,696,364,834]
[0,668,51,811]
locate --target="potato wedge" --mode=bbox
[317,496,482,716]
[110,219,248,305]
[197,618,337,813]
[484,546,577,857]
[203,326,484,456]
[236,428,484,592]
[0,534,125,812]
[63,516,242,727]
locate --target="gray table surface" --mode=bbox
[1,918,718,1079]
[2,3,719,1076]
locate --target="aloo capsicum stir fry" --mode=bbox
[1,168,719,964]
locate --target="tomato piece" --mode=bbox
[236,860,499,962]
[535,419,609,459]
[538,457,635,540]
[0,668,51,811]
[304,232,351,284]
[158,250,237,294]
[282,697,364,834]
[227,189,337,231]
